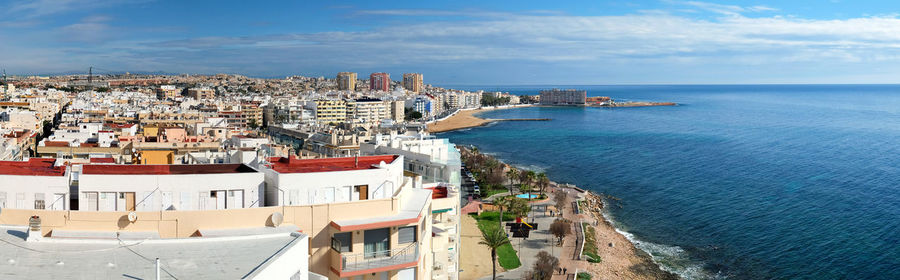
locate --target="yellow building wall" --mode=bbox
[140,150,174,164]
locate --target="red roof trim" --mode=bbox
[0,158,66,176]
[82,164,257,175]
[268,155,398,174]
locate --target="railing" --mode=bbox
[340,243,419,272]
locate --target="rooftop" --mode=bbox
[0,225,306,280]
[267,155,398,174]
[0,158,67,176]
[82,163,257,175]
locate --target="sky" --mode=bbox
[3,0,900,85]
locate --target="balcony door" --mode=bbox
[364,228,390,258]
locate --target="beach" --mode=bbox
[428,105,534,133]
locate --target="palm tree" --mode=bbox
[522,170,536,195]
[537,172,550,198]
[493,195,509,228]
[479,225,511,280]
[505,168,519,194]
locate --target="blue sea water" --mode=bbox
[438,85,900,279]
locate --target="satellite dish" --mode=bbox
[127,212,138,223]
[271,212,284,227]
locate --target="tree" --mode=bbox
[506,168,519,194]
[493,196,510,228]
[532,251,559,280]
[405,110,423,121]
[247,118,259,129]
[479,225,511,280]
[536,172,550,198]
[507,197,530,219]
[549,219,572,245]
[553,190,569,215]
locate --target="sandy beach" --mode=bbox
[428,105,534,133]
[428,108,496,133]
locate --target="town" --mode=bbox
[0,72,621,280]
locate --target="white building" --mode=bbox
[78,163,265,211]
[363,132,462,187]
[0,158,70,210]
[260,155,407,206]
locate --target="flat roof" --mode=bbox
[82,163,257,175]
[0,225,306,280]
[0,158,67,176]
[267,155,398,174]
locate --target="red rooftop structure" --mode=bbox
[266,155,398,174]
[0,158,67,176]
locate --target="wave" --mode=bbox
[600,205,719,280]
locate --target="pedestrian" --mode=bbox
[563,268,567,275]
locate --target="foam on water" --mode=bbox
[601,205,715,280]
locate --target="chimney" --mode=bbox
[26,216,42,242]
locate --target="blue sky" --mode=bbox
[3,0,900,84]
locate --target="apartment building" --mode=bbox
[348,98,389,126]
[539,88,587,105]
[363,132,462,187]
[187,86,216,100]
[309,99,347,124]
[0,154,460,280]
[370,72,391,92]
[403,73,423,93]
[156,85,181,100]
[337,72,357,91]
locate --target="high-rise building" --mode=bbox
[370,72,391,92]
[539,89,587,105]
[336,72,357,91]
[390,100,405,121]
[402,73,423,93]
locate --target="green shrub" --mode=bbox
[577,272,592,280]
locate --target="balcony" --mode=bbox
[331,243,419,277]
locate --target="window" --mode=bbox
[332,232,352,253]
[398,226,417,244]
[34,193,45,210]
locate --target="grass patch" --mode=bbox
[577,272,592,280]
[483,188,508,198]
[582,222,602,263]
[472,211,521,270]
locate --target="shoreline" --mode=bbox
[427,105,532,133]
[456,146,679,279]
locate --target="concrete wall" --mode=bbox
[263,158,405,207]
[0,174,70,210]
[78,172,265,211]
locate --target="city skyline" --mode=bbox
[5,0,900,84]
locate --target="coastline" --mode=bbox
[427,105,532,133]
[456,145,678,280]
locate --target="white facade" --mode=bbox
[78,165,265,211]
[363,133,462,187]
[0,174,70,210]
[261,155,406,206]
[0,159,70,210]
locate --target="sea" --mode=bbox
[436,85,900,279]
